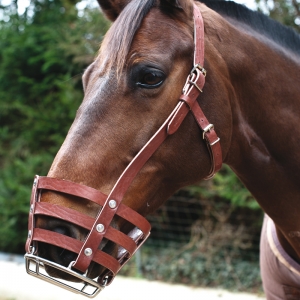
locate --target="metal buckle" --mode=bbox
[188,78,203,93]
[182,64,207,95]
[202,124,214,139]
[210,137,220,146]
[190,64,207,77]
[188,64,207,93]
[24,252,106,298]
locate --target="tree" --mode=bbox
[0,0,110,252]
[256,0,300,32]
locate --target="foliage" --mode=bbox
[188,165,259,210]
[0,0,110,252]
[123,192,264,292]
[256,0,300,32]
[121,222,263,293]
[138,246,262,292]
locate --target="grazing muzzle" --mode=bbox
[24,3,222,298]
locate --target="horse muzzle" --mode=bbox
[24,175,151,298]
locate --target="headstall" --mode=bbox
[24,3,222,298]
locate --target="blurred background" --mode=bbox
[0,0,299,295]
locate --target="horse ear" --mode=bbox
[96,0,130,21]
[160,0,193,15]
[161,0,183,9]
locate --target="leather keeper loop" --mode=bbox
[180,94,195,110]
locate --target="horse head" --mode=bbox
[25,0,233,295]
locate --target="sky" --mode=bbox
[1,0,97,14]
[233,0,257,10]
[2,0,259,15]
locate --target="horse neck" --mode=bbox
[204,8,300,260]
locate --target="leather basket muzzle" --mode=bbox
[25,175,151,298]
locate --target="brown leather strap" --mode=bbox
[35,202,138,255]
[32,228,121,274]
[35,176,151,233]
[193,3,205,66]
[73,101,182,271]
[179,3,222,179]
[39,176,107,205]
[190,101,222,178]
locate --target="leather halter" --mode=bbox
[25,3,222,298]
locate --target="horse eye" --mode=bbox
[136,69,165,89]
[142,72,162,85]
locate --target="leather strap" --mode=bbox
[193,3,205,66]
[33,228,121,274]
[35,202,138,255]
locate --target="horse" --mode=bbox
[24,0,300,299]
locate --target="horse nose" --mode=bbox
[48,225,78,267]
[39,219,84,268]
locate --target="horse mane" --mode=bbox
[200,0,300,55]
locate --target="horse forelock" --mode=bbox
[97,0,194,77]
[98,0,156,76]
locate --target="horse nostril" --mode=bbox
[46,226,77,267]
[38,220,83,268]
[37,222,87,281]
[54,225,72,237]
[51,245,77,267]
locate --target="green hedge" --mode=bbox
[122,246,262,293]
[0,1,110,252]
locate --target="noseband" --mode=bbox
[25,3,222,298]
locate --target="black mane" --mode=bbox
[201,0,300,54]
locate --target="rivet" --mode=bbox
[84,248,93,256]
[109,199,117,209]
[30,204,34,213]
[96,224,105,233]
[28,230,32,238]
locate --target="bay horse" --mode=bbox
[25,0,300,299]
